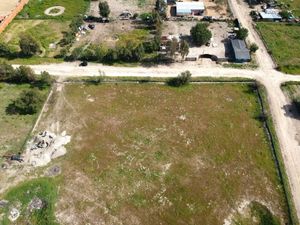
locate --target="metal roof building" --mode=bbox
[230,39,251,62]
[176,2,205,16]
[259,9,282,21]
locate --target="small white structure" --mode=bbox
[176,2,205,16]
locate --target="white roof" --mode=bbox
[176,2,205,13]
[259,12,281,19]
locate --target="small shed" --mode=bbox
[176,2,205,16]
[230,39,250,63]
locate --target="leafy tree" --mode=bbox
[19,34,40,56]
[36,71,53,89]
[179,40,189,59]
[250,43,259,53]
[0,62,15,81]
[99,1,110,17]
[166,71,192,87]
[236,28,249,40]
[167,38,178,58]
[12,66,36,83]
[190,23,212,46]
[6,89,43,115]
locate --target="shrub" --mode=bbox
[190,23,212,46]
[99,1,110,17]
[12,66,37,83]
[19,33,41,56]
[236,28,249,40]
[35,71,54,89]
[250,43,259,53]
[6,89,43,115]
[166,71,192,87]
[0,62,15,82]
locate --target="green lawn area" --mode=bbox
[0,178,58,225]
[257,23,300,75]
[0,20,69,58]
[17,0,89,20]
[34,83,288,225]
[0,83,48,156]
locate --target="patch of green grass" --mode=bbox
[116,29,150,48]
[0,83,48,156]
[18,0,89,20]
[0,178,58,225]
[257,23,300,75]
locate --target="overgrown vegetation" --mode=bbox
[0,178,58,225]
[190,23,212,46]
[166,71,192,87]
[257,23,300,75]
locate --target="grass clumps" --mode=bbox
[0,178,58,225]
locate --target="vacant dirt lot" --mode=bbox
[0,0,20,17]
[163,21,231,58]
[33,83,288,225]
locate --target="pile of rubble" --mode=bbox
[24,131,71,167]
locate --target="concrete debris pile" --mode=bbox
[24,131,71,167]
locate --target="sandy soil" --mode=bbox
[0,0,20,17]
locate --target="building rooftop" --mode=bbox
[176,2,205,14]
[259,9,282,20]
[230,39,250,61]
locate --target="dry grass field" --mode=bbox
[32,83,289,225]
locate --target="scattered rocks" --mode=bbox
[28,197,44,212]
[0,200,8,208]
[8,208,20,222]
[45,165,61,177]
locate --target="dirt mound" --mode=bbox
[24,131,71,167]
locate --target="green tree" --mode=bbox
[36,71,53,89]
[167,38,178,58]
[250,43,259,53]
[190,23,212,46]
[6,89,43,115]
[179,40,189,59]
[19,33,40,56]
[236,28,249,40]
[0,62,15,82]
[99,1,110,17]
[13,65,36,83]
[166,71,192,87]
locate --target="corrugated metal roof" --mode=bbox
[176,2,205,14]
[259,11,282,19]
[231,39,250,61]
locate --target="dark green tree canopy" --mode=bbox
[236,28,249,40]
[99,1,110,17]
[190,23,212,46]
[19,33,41,56]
